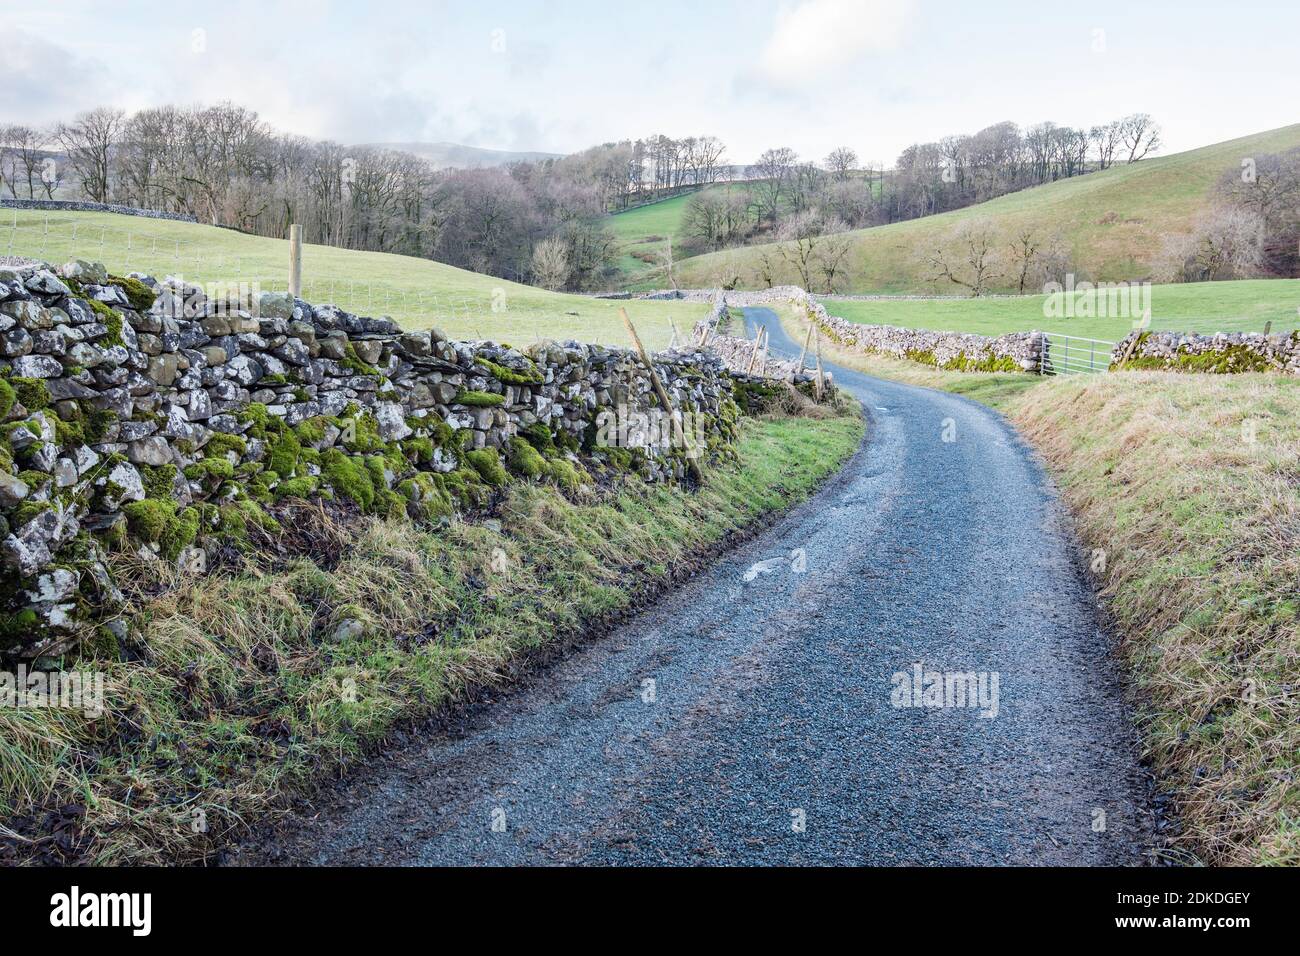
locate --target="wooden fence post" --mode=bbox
[288,224,303,298]
[619,308,704,483]
[814,327,825,402]
[793,322,814,381]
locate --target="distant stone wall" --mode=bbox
[1113,329,1300,374]
[0,198,198,223]
[688,291,828,383]
[663,285,1044,374]
[0,259,743,659]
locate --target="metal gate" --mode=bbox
[1040,332,1116,375]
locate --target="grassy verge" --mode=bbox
[781,306,1299,865]
[0,409,863,864]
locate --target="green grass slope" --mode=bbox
[607,183,755,286]
[3,209,704,349]
[824,278,1300,341]
[678,124,1300,295]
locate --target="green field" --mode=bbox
[3,209,704,349]
[823,279,1300,341]
[678,124,1300,295]
[607,183,756,286]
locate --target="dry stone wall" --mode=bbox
[664,286,1044,373]
[1113,329,1300,374]
[685,292,825,383]
[0,259,742,659]
[0,198,198,222]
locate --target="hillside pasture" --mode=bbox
[2,208,704,349]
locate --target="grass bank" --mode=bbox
[0,409,863,864]
[4,209,705,348]
[781,306,1299,865]
[821,278,1300,342]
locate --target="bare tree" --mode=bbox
[926,221,1005,296]
[531,236,570,290]
[775,209,824,288]
[816,224,854,293]
[0,126,46,198]
[824,147,858,181]
[755,246,780,288]
[1158,207,1265,282]
[1090,120,1122,170]
[56,107,125,202]
[751,147,798,223]
[1007,228,1043,294]
[1120,113,1161,163]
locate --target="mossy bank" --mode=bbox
[0,406,863,864]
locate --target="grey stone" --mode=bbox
[126,437,172,467]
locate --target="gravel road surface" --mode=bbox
[238,306,1153,866]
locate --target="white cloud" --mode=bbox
[759,0,913,88]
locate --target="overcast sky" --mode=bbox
[3,0,1297,165]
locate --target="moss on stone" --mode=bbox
[336,412,386,454]
[519,421,557,456]
[84,409,117,444]
[275,476,320,499]
[217,499,281,539]
[321,448,376,510]
[465,448,508,486]
[122,499,200,560]
[454,390,505,407]
[545,457,587,490]
[0,379,15,419]
[9,377,50,412]
[341,343,381,377]
[183,457,236,482]
[85,298,125,347]
[107,274,158,312]
[395,473,452,522]
[236,403,278,440]
[401,436,435,463]
[294,417,328,446]
[141,464,178,500]
[204,432,248,459]
[473,355,544,386]
[266,428,302,479]
[440,467,491,509]
[12,499,51,527]
[505,436,547,479]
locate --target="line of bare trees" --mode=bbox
[0,103,738,292]
[889,114,1161,221]
[1159,146,1300,282]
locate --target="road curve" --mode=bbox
[239,306,1153,866]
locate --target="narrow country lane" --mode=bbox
[239,307,1153,866]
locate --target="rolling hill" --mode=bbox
[676,124,1300,295]
[607,182,759,286]
[2,209,703,349]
